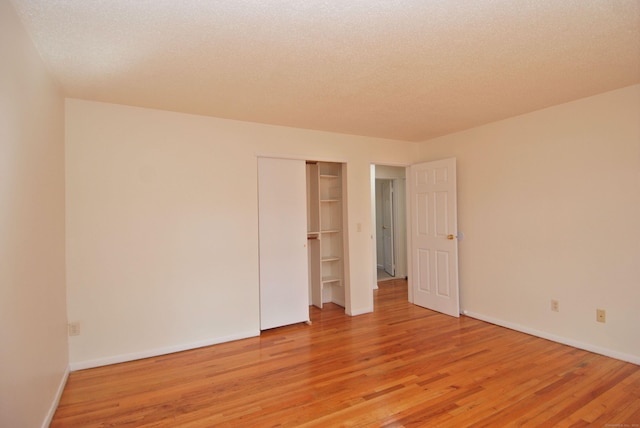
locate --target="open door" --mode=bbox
[381,180,395,277]
[409,158,460,317]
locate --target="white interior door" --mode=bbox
[382,180,395,276]
[258,157,309,330]
[409,158,460,317]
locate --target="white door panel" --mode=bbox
[258,157,309,330]
[382,180,395,276]
[409,158,459,317]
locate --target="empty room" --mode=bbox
[1,0,639,426]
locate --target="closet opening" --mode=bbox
[258,157,348,332]
[306,161,347,310]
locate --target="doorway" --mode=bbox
[371,165,408,287]
[370,159,460,317]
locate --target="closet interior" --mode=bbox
[306,161,346,309]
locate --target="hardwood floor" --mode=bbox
[52,279,640,427]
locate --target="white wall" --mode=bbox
[65,99,415,367]
[417,84,640,362]
[0,1,68,426]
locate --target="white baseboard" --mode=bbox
[347,306,373,316]
[69,330,260,371]
[462,310,640,366]
[42,365,69,428]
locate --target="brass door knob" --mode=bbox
[447,234,455,240]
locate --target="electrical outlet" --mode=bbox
[596,309,606,323]
[551,300,559,312]
[68,321,81,336]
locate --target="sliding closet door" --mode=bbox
[258,157,309,330]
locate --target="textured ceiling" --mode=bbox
[10,0,640,141]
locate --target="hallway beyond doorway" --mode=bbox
[377,268,394,282]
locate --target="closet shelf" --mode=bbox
[308,161,344,310]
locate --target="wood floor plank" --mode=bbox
[51,280,640,427]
